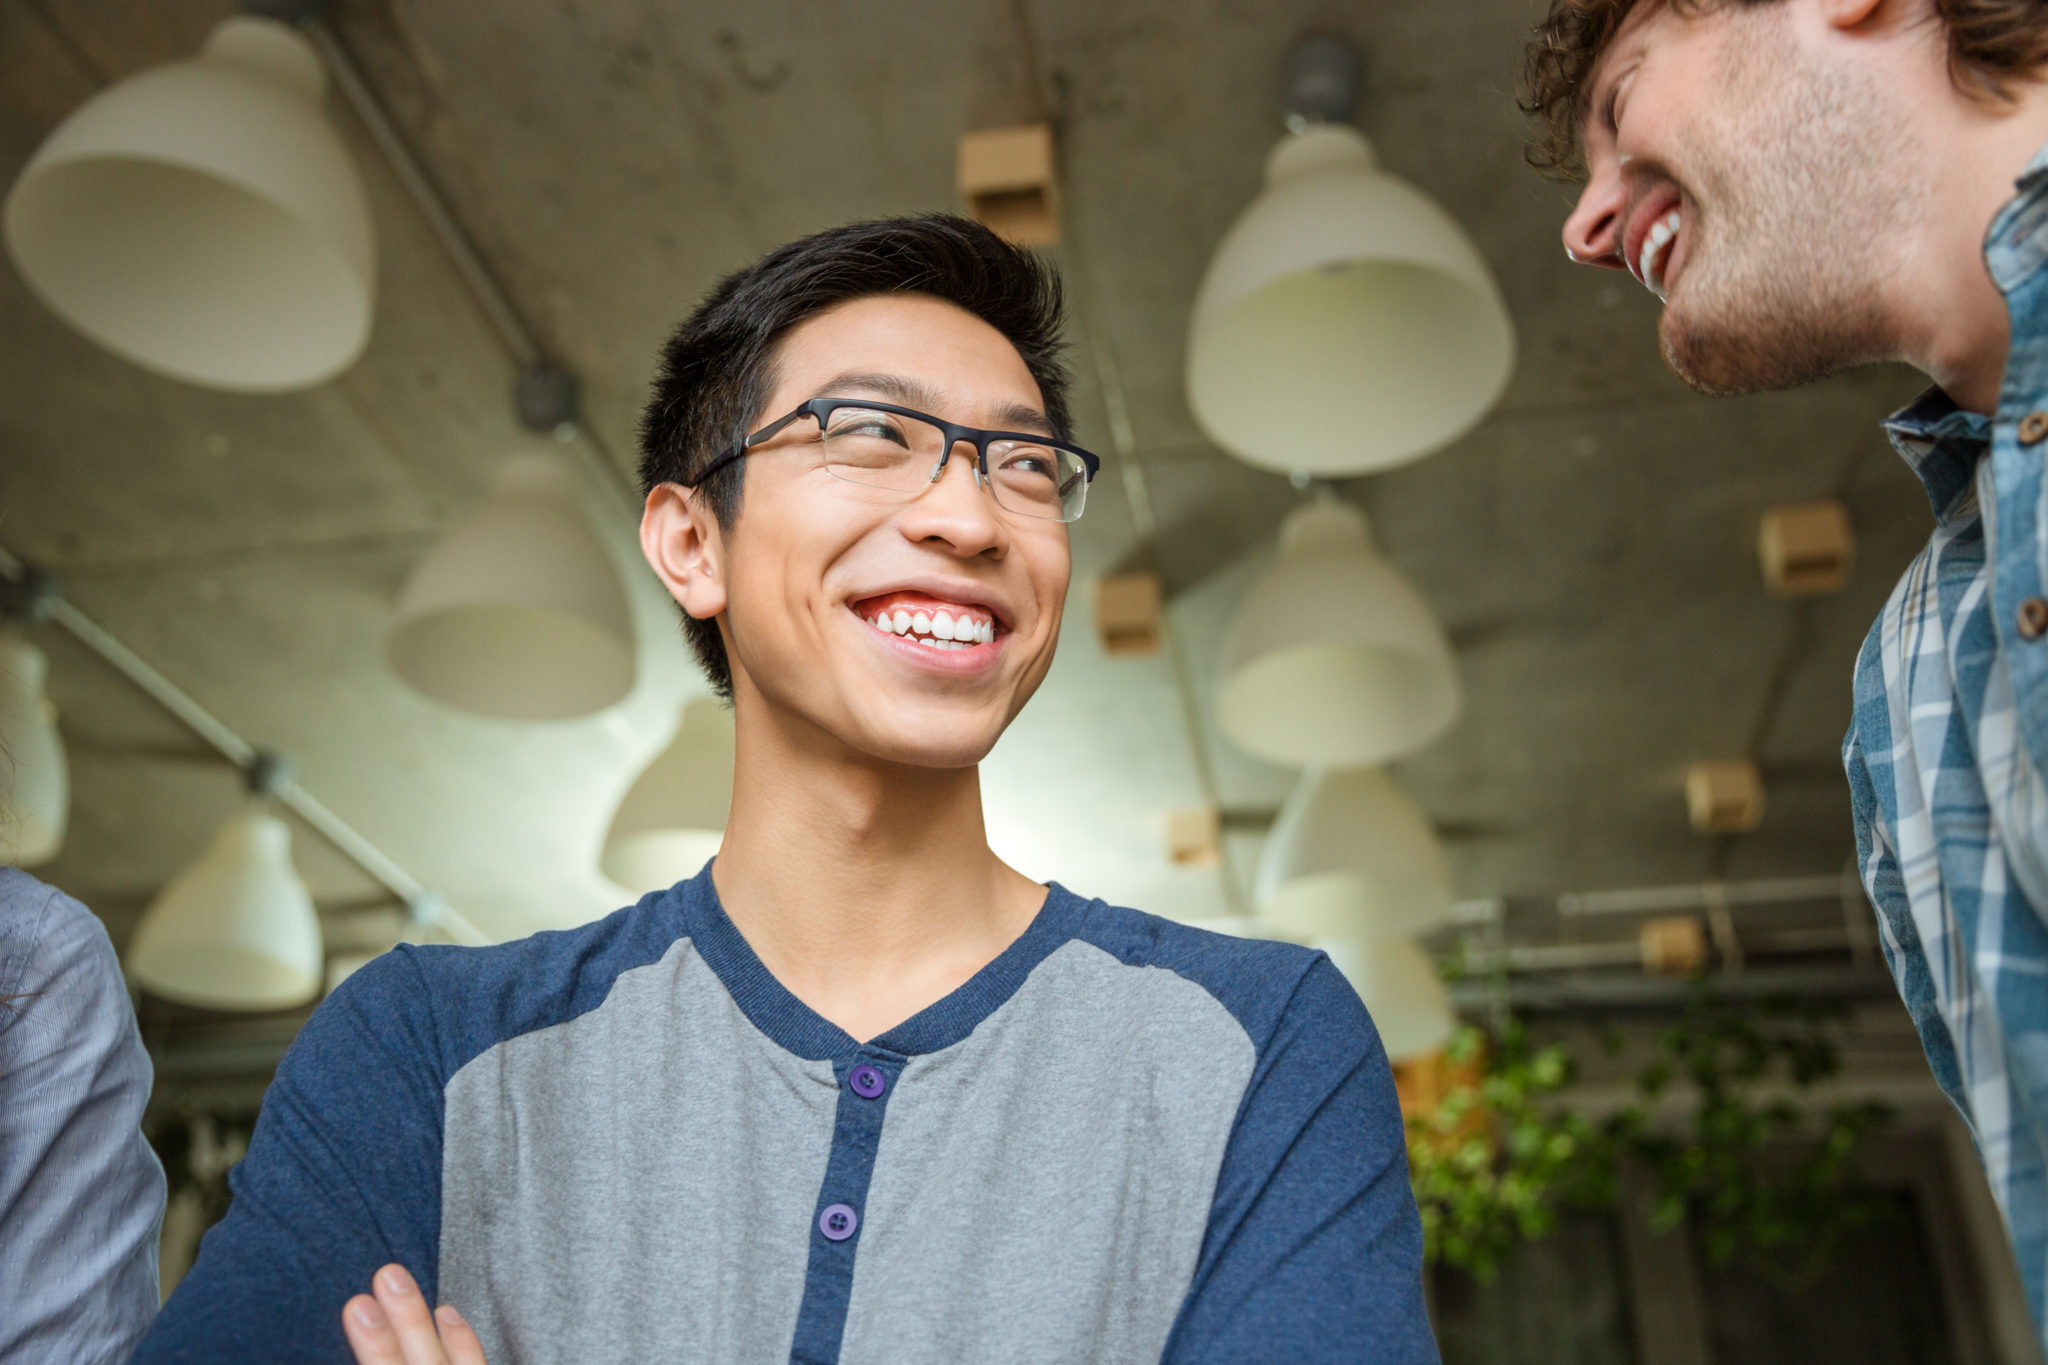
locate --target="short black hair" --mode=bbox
[637,214,1073,700]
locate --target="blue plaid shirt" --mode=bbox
[1846,145,2048,1345]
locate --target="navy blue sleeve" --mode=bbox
[131,948,450,1364]
[1161,954,1438,1364]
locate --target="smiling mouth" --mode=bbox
[850,592,999,652]
[1630,200,1685,301]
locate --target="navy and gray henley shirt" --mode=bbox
[134,866,1436,1363]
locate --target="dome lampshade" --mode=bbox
[1187,124,1514,476]
[1218,499,1460,768]
[0,636,68,867]
[127,809,323,1012]
[1315,934,1455,1062]
[389,453,636,721]
[3,17,376,392]
[1255,766,1452,942]
[601,698,735,894]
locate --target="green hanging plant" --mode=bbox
[1617,994,1896,1287]
[1405,992,1894,1285]
[1406,1021,1618,1278]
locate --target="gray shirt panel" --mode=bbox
[439,937,839,1363]
[438,928,1256,1365]
[839,938,1255,1365]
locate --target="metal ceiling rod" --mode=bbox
[273,3,641,517]
[1057,213,1244,915]
[0,546,489,946]
[295,15,537,373]
[1281,33,1363,131]
[1557,871,1864,919]
[1448,965,1901,1013]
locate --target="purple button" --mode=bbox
[819,1203,859,1242]
[848,1064,887,1099]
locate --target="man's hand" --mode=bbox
[342,1264,485,1365]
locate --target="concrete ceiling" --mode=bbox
[2,0,1934,965]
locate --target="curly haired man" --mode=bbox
[1531,0,2048,1341]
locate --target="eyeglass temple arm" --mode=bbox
[690,405,820,487]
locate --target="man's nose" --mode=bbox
[905,441,1008,554]
[1562,163,1628,271]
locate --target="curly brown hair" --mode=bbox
[1523,0,2048,176]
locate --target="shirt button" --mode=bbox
[848,1064,887,1099]
[2021,598,2048,640]
[2021,411,2048,445]
[819,1203,859,1241]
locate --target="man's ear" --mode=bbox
[1816,0,1885,30]
[640,483,729,622]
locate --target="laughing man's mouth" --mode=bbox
[1637,207,1681,300]
[852,593,998,652]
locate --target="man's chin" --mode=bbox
[858,718,1000,772]
[1659,306,1825,398]
[1660,324,1764,397]
[1656,281,1878,397]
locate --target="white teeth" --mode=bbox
[1638,208,1682,299]
[862,602,997,647]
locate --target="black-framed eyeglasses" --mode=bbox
[692,397,1101,524]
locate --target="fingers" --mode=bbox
[342,1292,407,1365]
[339,1264,486,1365]
[434,1303,489,1365]
[370,1264,448,1365]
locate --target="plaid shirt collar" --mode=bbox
[1881,140,2048,522]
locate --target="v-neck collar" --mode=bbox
[669,862,1086,1061]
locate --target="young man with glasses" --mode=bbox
[133,215,1435,1365]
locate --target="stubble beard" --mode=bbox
[1654,26,1909,396]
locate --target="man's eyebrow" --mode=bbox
[810,370,1054,435]
[811,370,939,410]
[987,400,1054,435]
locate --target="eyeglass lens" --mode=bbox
[811,406,1088,522]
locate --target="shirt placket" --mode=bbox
[1984,192,2048,915]
[786,1047,908,1365]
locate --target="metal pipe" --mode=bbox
[304,17,642,519]
[0,546,490,946]
[1057,187,1244,915]
[1558,873,1857,918]
[303,20,536,371]
[1702,880,1744,974]
[1460,922,1863,977]
[1448,965,1902,1013]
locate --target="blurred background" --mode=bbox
[0,0,2033,1360]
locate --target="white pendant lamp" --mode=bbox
[128,774,323,1012]
[1185,38,1514,476]
[3,17,375,392]
[601,698,735,894]
[389,453,636,721]
[1315,934,1455,1062]
[0,635,69,868]
[1218,498,1460,768]
[1255,767,1452,942]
